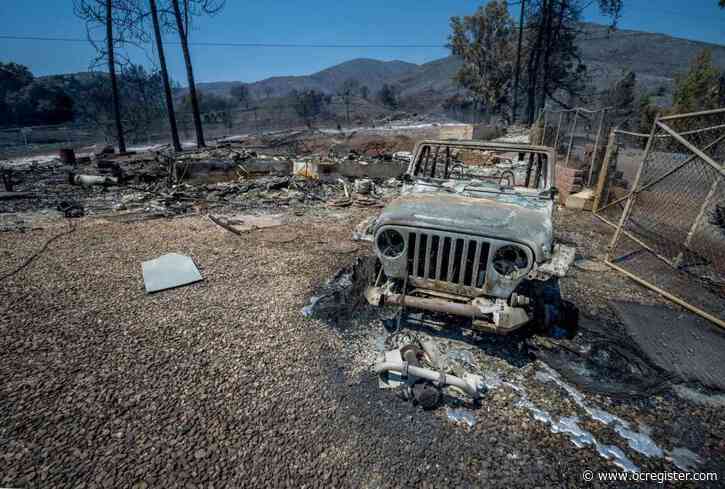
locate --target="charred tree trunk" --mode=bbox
[171,0,205,148]
[150,0,182,152]
[539,0,555,113]
[525,4,546,124]
[512,0,526,123]
[106,0,126,153]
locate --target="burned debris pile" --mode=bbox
[0,132,410,231]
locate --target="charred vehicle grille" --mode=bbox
[375,225,535,299]
[405,230,490,290]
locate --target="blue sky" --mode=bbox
[1,0,723,84]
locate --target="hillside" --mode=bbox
[194,22,725,108]
[191,59,419,99]
[578,23,725,80]
[31,22,725,120]
[577,22,725,99]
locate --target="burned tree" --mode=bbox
[601,70,636,128]
[168,0,225,149]
[71,65,163,144]
[377,84,399,110]
[149,0,182,151]
[230,83,251,108]
[337,78,359,125]
[74,0,140,152]
[291,89,326,128]
[105,0,125,152]
[521,0,624,123]
[119,64,166,143]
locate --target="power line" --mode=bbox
[0,35,445,49]
[0,26,710,51]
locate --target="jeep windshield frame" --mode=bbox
[406,140,556,197]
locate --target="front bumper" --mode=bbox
[365,286,530,334]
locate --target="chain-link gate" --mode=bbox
[538,107,610,186]
[604,108,725,328]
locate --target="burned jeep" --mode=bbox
[363,140,574,334]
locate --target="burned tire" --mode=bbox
[523,278,578,336]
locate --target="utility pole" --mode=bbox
[512,0,526,124]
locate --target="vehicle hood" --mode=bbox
[376,189,554,262]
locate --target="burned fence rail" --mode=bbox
[604,108,725,328]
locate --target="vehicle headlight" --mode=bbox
[492,245,529,279]
[377,229,405,259]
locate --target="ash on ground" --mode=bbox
[304,255,725,477]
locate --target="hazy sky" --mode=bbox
[1,0,723,84]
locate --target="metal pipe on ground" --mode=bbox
[69,174,119,187]
[373,361,483,398]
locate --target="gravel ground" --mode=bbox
[1,207,724,488]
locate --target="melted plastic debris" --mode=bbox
[374,333,387,352]
[670,447,703,472]
[587,407,620,425]
[550,416,596,448]
[446,407,477,428]
[517,399,551,424]
[535,365,666,459]
[301,296,321,317]
[515,395,639,473]
[446,349,477,369]
[483,372,503,390]
[597,445,640,473]
[535,368,586,406]
[532,363,708,471]
[614,424,664,458]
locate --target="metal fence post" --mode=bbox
[588,108,607,186]
[553,112,564,154]
[606,115,659,261]
[593,128,617,213]
[564,109,579,168]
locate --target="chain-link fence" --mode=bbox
[0,98,379,161]
[605,108,725,328]
[538,106,611,186]
[0,104,306,159]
